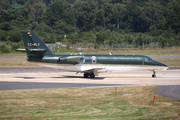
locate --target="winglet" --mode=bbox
[109,52,112,55]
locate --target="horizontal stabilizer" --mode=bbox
[28,49,46,52]
[16,48,26,51]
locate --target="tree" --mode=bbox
[0,7,30,30]
[53,20,74,34]
[115,3,125,28]
[102,3,117,30]
[0,0,11,10]
[96,32,105,44]
[74,0,97,31]
[9,29,22,42]
[165,0,180,34]
[95,9,105,27]
[25,0,46,24]
[43,0,75,34]
[133,0,171,32]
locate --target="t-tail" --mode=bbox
[21,30,53,58]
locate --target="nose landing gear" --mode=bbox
[152,70,156,78]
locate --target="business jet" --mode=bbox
[20,30,168,78]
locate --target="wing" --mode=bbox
[81,67,107,76]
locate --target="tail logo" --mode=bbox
[27,43,40,46]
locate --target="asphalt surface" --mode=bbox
[0,57,180,100]
[0,67,65,73]
[154,85,180,100]
[0,81,134,90]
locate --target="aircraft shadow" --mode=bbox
[16,77,36,79]
[15,76,105,80]
[16,76,152,80]
[61,76,105,80]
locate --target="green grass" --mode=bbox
[0,52,26,58]
[0,60,40,67]
[0,86,180,119]
[154,58,180,67]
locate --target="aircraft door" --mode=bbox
[92,56,96,64]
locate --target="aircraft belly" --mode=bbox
[35,62,168,72]
[37,63,81,72]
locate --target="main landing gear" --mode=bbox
[84,73,95,78]
[152,70,156,78]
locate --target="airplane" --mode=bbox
[20,30,168,78]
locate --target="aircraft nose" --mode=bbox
[154,61,168,67]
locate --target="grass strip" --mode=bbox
[0,86,180,119]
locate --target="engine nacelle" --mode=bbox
[58,56,84,64]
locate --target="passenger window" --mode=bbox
[117,58,120,61]
[106,58,108,60]
[129,58,131,61]
[123,58,125,61]
[112,58,114,61]
[135,58,137,61]
[145,58,148,61]
[100,58,102,61]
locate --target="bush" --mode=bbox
[0,30,7,41]
[9,29,21,42]
[11,43,20,51]
[0,45,10,53]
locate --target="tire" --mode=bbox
[90,73,95,78]
[84,73,89,78]
[152,74,156,78]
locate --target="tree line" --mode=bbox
[0,0,180,52]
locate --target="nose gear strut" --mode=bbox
[152,70,156,78]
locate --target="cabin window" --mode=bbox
[145,58,148,61]
[123,58,125,61]
[117,58,120,61]
[135,58,137,61]
[106,58,108,60]
[112,58,114,61]
[129,58,131,61]
[100,58,102,61]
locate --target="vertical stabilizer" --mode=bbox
[21,30,53,58]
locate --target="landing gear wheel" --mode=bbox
[152,70,156,78]
[90,73,95,78]
[84,73,89,78]
[152,74,156,78]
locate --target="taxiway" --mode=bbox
[0,67,180,100]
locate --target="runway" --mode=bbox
[0,67,180,100]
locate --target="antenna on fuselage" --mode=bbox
[80,52,82,55]
[109,52,112,55]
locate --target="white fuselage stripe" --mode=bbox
[37,63,168,72]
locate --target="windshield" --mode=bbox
[145,57,154,62]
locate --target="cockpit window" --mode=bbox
[146,57,154,61]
